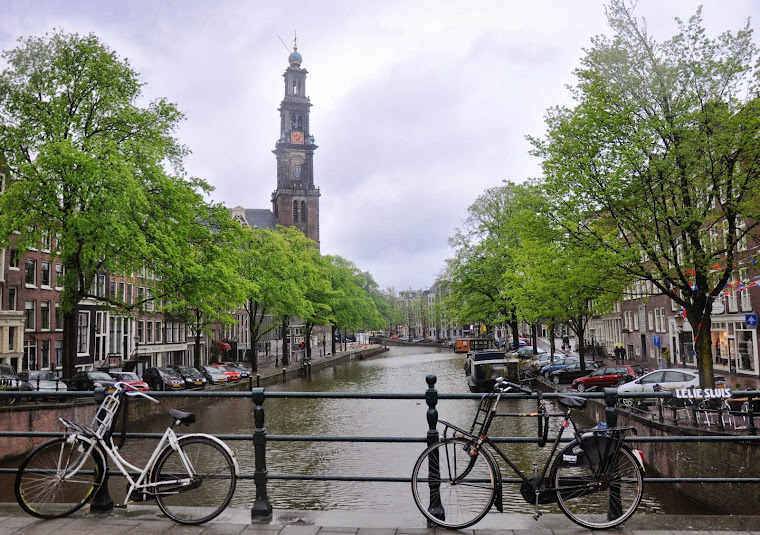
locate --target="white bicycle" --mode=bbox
[14,382,239,524]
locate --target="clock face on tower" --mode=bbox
[291,131,304,144]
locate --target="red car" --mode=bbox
[109,371,150,391]
[572,365,643,392]
[212,364,241,382]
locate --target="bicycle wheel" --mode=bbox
[552,441,643,529]
[152,436,236,524]
[15,437,105,519]
[411,438,497,529]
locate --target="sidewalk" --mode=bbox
[1,504,758,534]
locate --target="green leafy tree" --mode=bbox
[161,204,248,369]
[530,1,760,387]
[0,31,211,379]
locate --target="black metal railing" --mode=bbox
[1,375,760,518]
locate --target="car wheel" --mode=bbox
[552,375,560,385]
[576,383,586,392]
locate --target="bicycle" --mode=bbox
[411,379,644,529]
[14,381,239,524]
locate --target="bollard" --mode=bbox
[425,374,444,524]
[603,387,618,428]
[90,387,114,512]
[256,374,261,388]
[251,387,272,517]
[748,395,756,436]
[282,369,287,383]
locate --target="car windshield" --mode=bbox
[112,372,140,381]
[161,369,180,378]
[89,372,112,381]
[29,371,58,381]
[180,367,201,377]
[204,366,221,374]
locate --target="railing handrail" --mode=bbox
[1,380,759,518]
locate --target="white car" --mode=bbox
[617,368,700,406]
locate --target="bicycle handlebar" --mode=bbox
[114,381,159,404]
[494,377,534,395]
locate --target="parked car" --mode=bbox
[509,347,547,359]
[0,364,20,391]
[211,364,241,382]
[109,371,150,391]
[201,365,228,385]
[18,370,68,400]
[548,361,600,384]
[540,356,580,378]
[572,365,643,392]
[220,362,250,379]
[170,365,208,389]
[617,368,700,406]
[71,370,118,392]
[142,367,184,391]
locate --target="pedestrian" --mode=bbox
[614,346,621,364]
[620,346,626,362]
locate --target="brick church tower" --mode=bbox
[271,44,320,247]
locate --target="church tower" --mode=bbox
[271,44,320,247]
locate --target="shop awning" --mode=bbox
[217,341,232,351]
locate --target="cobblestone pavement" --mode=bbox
[0,505,758,535]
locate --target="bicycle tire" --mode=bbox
[152,435,236,524]
[551,440,643,529]
[411,438,497,529]
[15,437,105,519]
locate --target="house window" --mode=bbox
[25,259,36,286]
[9,249,19,269]
[40,339,50,369]
[55,264,64,288]
[300,201,306,223]
[9,287,17,311]
[155,321,162,343]
[25,300,35,330]
[119,282,125,302]
[293,200,299,223]
[147,321,153,343]
[55,302,63,330]
[40,231,50,251]
[740,267,752,311]
[137,320,145,343]
[8,327,15,351]
[96,274,106,297]
[76,311,89,353]
[55,339,62,368]
[647,311,654,331]
[40,301,51,330]
[126,283,133,304]
[41,261,51,287]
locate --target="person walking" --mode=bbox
[614,345,621,364]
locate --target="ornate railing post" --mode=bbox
[603,387,618,427]
[251,387,272,518]
[90,386,114,512]
[425,374,444,524]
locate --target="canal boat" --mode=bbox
[464,349,521,393]
[454,337,496,353]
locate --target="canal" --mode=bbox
[2,345,713,516]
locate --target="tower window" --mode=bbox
[301,201,306,223]
[293,200,299,223]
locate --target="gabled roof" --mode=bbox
[229,206,277,229]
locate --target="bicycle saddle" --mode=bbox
[558,395,587,409]
[169,409,196,425]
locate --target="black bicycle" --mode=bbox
[411,379,644,529]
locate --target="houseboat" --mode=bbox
[454,337,496,353]
[464,349,520,393]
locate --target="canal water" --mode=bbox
[2,345,713,516]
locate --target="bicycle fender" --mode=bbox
[176,433,240,476]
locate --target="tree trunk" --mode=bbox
[331,324,337,354]
[686,300,715,388]
[194,328,202,369]
[281,320,289,366]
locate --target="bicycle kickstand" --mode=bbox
[533,492,542,521]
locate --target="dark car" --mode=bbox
[0,363,20,390]
[71,370,118,392]
[18,370,68,400]
[142,367,184,391]
[540,356,580,378]
[548,361,600,385]
[170,365,208,389]
[572,365,643,392]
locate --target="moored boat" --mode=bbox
[464,349,520,393]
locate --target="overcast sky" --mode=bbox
[1,1,758,292]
